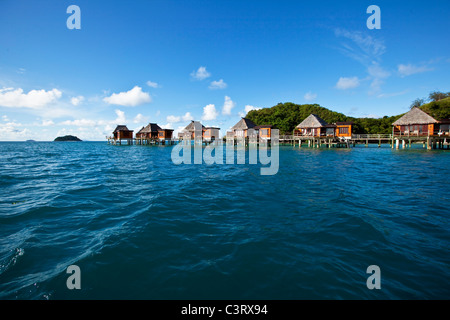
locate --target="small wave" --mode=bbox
[0,248,25,275]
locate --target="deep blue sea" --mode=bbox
[0,141,449,299]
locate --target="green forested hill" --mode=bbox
[419,97,450,120]
[246,102,403,134]
[246,103,348,134]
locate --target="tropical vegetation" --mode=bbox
[246,91,450,134]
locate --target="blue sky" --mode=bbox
[0,0,449,140]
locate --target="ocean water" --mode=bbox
[0,141,449,300]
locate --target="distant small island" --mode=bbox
[54,135,82,142]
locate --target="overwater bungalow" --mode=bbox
[437,119,450,136]
[295,114,328,137]
[390,107,450,149]
[323,124,337,137]
[392,107,442,136]
[230,117,257,138]
[203,127,220,141]
[112,125,133,140]
[136,123,162,140]
[294,114,354,139]
[180,121,206,140]
[158,128,174,141]
[108,125,134,145]
[335,122,354,140]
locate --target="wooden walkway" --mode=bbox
[106,134,450,150]
[289,134,450,149]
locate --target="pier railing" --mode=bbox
[279,135,294,140]
[351,134,392,140]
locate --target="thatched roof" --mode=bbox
[296,114,328,128]
[113,125,132,133]
[392,107,437,126]
[231,118,256,130]
[183,121,205,132]
[137,123,162,134]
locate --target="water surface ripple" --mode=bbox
[0,142,449,299]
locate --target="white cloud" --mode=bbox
[190,66,211,81]
[369,78,384,95]
[222,96,235,115]
[0,121,31,141]
[70,96,85,106]
[173,125,186,138]
[167,115,181,123]
[336,77,360,90]
[209,79,227,90]
[59,109,127,131]
[238,105,261,117]
[103,86,151,107]
[146,81,159,88]
[367,63,391,95]
[61,119,98,127]
[161,123,174,130]
[133,113,148,124]
[377,90,408,98]
[202,104,218,121]
[368,64,390,79]
[398,64,433,77]
[182,112,193,122]
[334,28,386,64]
[42,120,55,126]
[114,109,126,123]
[304,92,317,102]
[334,29,392,96]
[2,115,10,122]
[0,87,62,109]
[166,112,193,124]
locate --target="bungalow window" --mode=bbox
[260,129,269,136]
[339,127,349,134]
